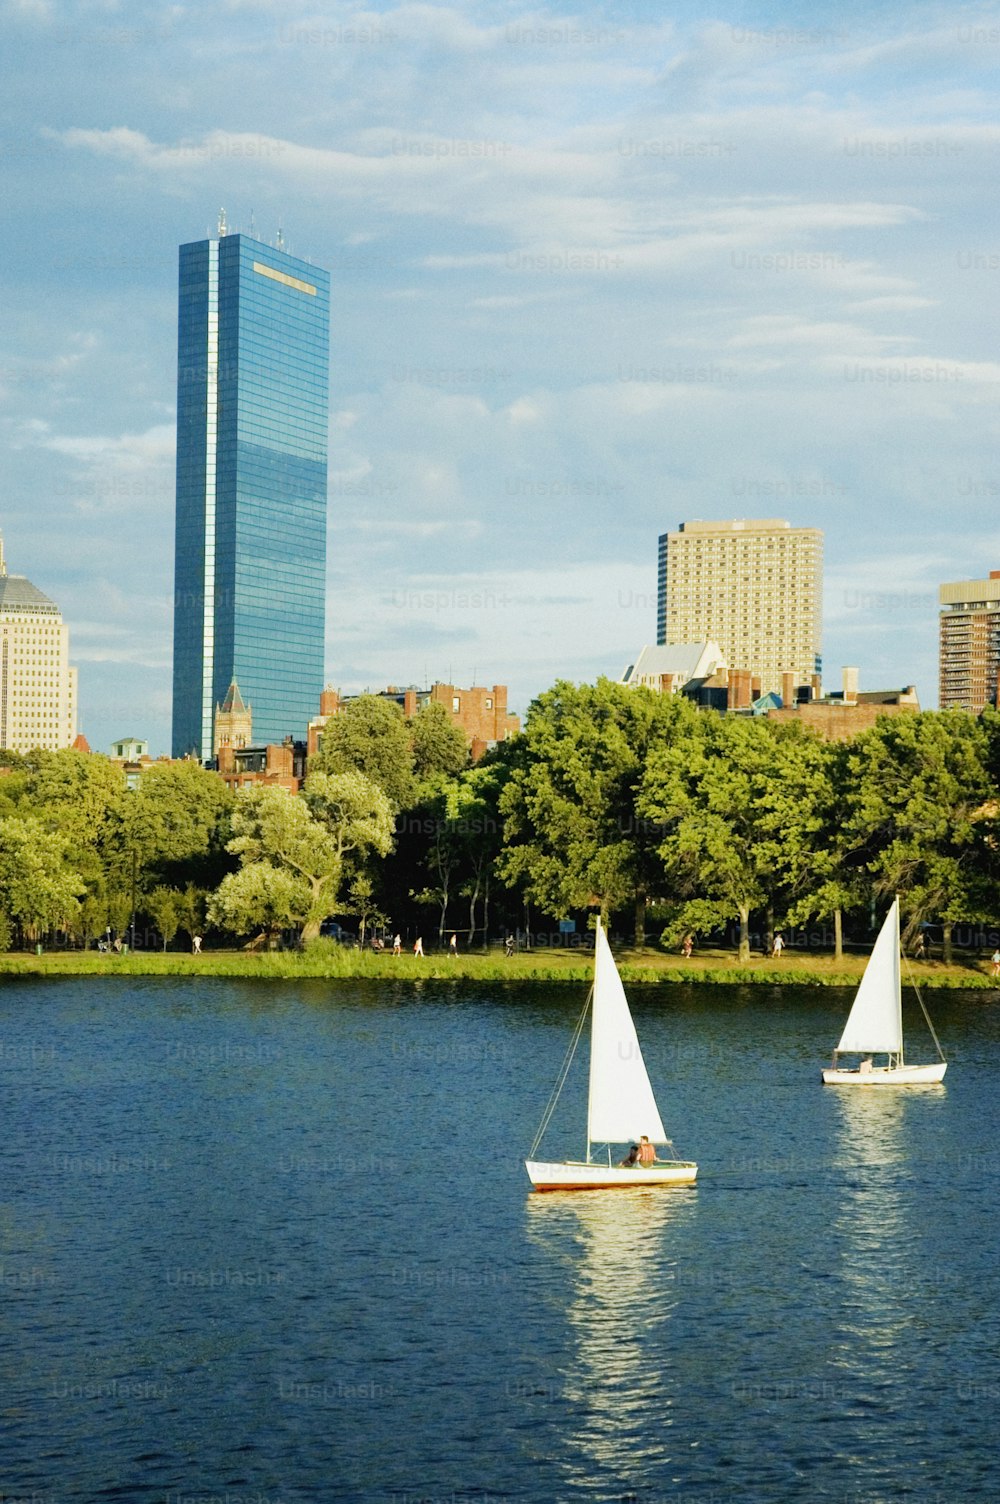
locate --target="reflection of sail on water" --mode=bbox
[526,1188,695,1488]
[828,1090,923,1369]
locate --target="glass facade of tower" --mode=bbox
[172,233,330,759]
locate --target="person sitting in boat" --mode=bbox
[637,1135,657,1165]
[619,1144,640,1167]
[859,1056,873,1073]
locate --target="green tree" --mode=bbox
[122,761,234,889]
[301,769,396,887]
[498,679,697,938]
[640,715,832,961]
[144,886,182,951]
[16,750,129,940]
[175,883,208,947]
[410,778,466,941]
[345,873,389,948]
[211,786,343,945]
[209,864,309,949]
[305,772,396,945]
[311,695,416,810]
[781,738,865,960]
[210,777,393,945]
[841,711,994,961]
[20,749,127,879]
[410,701,468,787]
[412,762,507,946]
[0,815,85,942]
[454,761,507,947]
[74,891,107,950]
[106,888,133,944]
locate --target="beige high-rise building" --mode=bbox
[0,538,78,753]
[939,571,1000,712]
[657,518,823,697]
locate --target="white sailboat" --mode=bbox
[822,898,947,1085]
[525,919,697,1190]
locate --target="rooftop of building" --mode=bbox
[0,573,60,613]
[0,536,60,614]
[667,518,823,537]
[822,680,919,707]
[622,642,727,683]
[940,572,1000,606]
[218,679,250,714]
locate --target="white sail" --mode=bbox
[587,921,668,1144]
[835,900,903,1056]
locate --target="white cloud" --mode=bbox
[40,423,175,466]
[7,1,1000,748]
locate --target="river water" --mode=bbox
[1,975,998,1503]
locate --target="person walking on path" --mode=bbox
[413,936,424,957]
[449,933,458,957]
[771,933,785,958]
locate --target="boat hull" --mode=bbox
[525,1158,698,1191]
[822,1062,947,1086]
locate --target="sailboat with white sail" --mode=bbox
[822,898,947,1085]
[524,919,697,1190]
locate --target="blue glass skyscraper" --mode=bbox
[171,229,330,760]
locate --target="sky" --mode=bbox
[2,0,1000,755]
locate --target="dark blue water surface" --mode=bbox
[1,975,998,1503]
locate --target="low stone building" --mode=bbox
[217,738,306,792]
[766,668,919,740]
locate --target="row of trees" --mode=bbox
[500,681,1000,961]
[2,681,999,957]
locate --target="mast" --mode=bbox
[893,896,904,1066]
[585,919,599,1162]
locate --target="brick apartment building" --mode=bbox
[308,682,519,762]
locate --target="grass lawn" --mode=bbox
[0,941,995,989]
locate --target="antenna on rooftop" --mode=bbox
[218,207,228,237]
[249,209,256,240]
[276,222,285,252]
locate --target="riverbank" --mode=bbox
[0,943,995,988]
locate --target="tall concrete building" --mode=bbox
[939,571,1000,712]
[171,223,330,760]
[0,538,78,752]
[657,518,823,697]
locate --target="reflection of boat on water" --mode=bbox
[525,920,696,1190]
[526,1186,693,1316]
[829,1081,914,1171]
[823,899,947,1085]
[827,1086,923,1367]
[526,1186,695,1482]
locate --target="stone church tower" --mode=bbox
[214,678,252,762]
